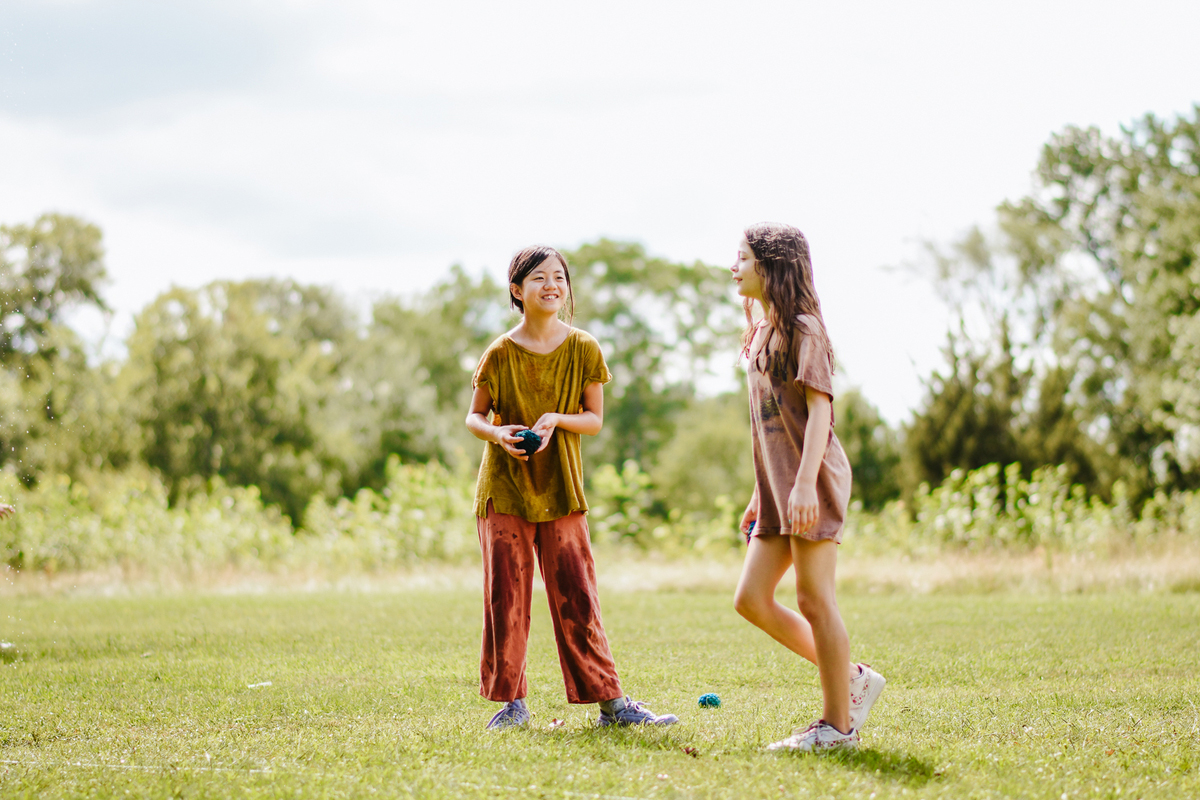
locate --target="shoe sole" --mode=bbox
[486,720,529,730]
[766,739,859,753]
[596,715,679,728]
[486,714,531,730]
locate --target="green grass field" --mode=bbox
[2,585,1198,799]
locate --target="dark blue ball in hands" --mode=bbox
[515,429,541,456]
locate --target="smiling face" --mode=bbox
[731,236,765,304]
[511,255,569,317]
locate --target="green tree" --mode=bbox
[902,328,1029,499]
[123,283,326,520]
[368,265,512,470]
[121,279,432,523]
[370,265,511,414]
[0,213,108,363]
[0,214,121,481]
[834,388,901,509]
[1018,365,1104,492]
[997,106,1200,498]
[649,390,754,518]
[563,239,742,468]
[328,325,441,493]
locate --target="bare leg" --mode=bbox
[791,537,851,733]
[734,535,818,660]
[734,536,859,682]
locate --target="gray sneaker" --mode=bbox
[596,697,679,727]
[486,699,530,730]
[849,663,886,732]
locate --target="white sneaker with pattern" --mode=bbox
[849,663,886,731]
[766,719,859,753]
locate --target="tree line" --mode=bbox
[904,105,1200,507]
[2,106,1197,528]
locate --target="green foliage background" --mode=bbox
[3,106,1200,572]
[905,105,1200,507]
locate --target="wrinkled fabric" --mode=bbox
[477,501,623,704]
[473,328,612,522]
[747,313,852,543]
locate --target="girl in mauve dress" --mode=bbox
[729,222,886,753]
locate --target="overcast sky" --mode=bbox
[2,0,1197,422]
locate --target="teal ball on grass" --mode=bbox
[698,693,721,708]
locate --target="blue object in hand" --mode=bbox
[698,693,721,708]
[515,429,541,456]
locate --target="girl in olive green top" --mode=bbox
[465,245,677,731]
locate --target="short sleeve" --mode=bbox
[580,333,613,387]
[793,316,834,398]
[472,343,500,399]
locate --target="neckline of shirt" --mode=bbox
[504,327,576,356]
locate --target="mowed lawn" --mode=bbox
[1,584,1198,799]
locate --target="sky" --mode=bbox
[1,0,1198,423]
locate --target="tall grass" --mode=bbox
[2,459,1198,577]
[0,458,475,576]
[0,469,295,575]
[849,463,1200,556]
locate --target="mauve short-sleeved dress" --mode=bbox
[746,314,852,543]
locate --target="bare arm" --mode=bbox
[529,381,604,452]
[0,503,13,520]
[465,384,533,461]
[788,386,833,536]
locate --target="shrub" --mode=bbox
[0,468,293,574]
[2,459,1197,577]
[297,456,475,570]
[849,462,1200,555]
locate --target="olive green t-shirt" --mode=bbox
[472,328,612,522]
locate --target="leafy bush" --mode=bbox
[3,459,1198,577]
[589,459,743,554]
[0,458,475,575]
[849,462,1200,556]
[297,456,475,570]
[0,468,294,574]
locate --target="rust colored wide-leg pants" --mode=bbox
[477,502,623,704]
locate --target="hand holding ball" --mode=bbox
[515,429,542,456]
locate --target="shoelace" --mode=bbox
[606,699,648,719]
[791,720,824,737]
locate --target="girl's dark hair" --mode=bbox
[508,245,575,323]
[741,222,834,375]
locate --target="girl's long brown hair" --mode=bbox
[740,222,834,375]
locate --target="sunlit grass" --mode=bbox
[1,589,1197,799]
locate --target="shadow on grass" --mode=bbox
[821,747,938,786]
